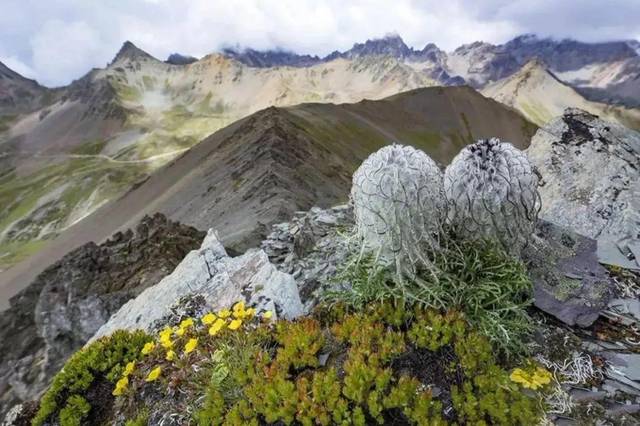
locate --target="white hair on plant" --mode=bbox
[444,138,540,254]
[351,143,447,277]
[535,352,603,385]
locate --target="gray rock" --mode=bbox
[598,238,640,270]
[261,204,354,311]
[604,353,640,382]
[523,220,613,327]
[527,109,640,244]
[91,230,303,340]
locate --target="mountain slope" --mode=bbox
[482,60,640,129]
[0,86,536,307]
[0,62,51,118]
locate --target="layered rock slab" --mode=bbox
[91,230,303,341]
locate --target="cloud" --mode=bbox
[0,0,638,86]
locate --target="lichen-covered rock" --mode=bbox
[445,138,540,254]
[0,214,204,419]
[523,220,613,327]
[527,109,640,243]
[91,230,303,341]
[351,144,446,276]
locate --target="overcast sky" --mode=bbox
[1,0,638,87]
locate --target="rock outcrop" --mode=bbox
[523,220,613,327]
[91,230,303,340]
[528,109,640,251]
[0,214,204,418]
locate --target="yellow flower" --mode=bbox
[123,361,135,377]
[141,341,156,355]
[244,307,256,318]
[159,327,173,341]
[531,367,552,387]
[146,366,162,382]
[262,310,273,320]
[201,312,217,325]
[180,318,194,329]
[228,319,242,330]
[175,327,186,337]
[159,331,173,349]
[208,318,226,336]
[218,309,232,319]
[166,350,176,361]
[510,367,552,390]
[112,376,128,396]
[184,338,198,354]
[233,301,245,312]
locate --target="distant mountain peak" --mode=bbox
[221,47,321,67]
[110,41,156,65]
[344,33,411,59]
[166,53,198,65]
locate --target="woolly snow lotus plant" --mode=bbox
[351,144,447,276]
[444,138,540,254]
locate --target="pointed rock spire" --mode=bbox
[110,41,156,65]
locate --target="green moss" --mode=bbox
[32,329,150,426]
[113,302,543,425]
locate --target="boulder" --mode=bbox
[527,108,640,244]
[91,230,303,341]
[523,220,613,327]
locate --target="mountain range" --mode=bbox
[0,33,639,300]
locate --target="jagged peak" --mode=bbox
[507,34,540,45]
[344,33,411,58]
[166,53,198,65]
[109,41,156,65]
[452,40,495,54]
[221,46,321,67]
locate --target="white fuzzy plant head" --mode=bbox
[351,144,447,277]
[444,138,540,254]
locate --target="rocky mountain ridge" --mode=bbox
[221,33,640,106]
[0,213,204,418]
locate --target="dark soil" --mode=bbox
[390,345,464,422]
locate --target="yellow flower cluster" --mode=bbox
[112,361,136,396]
[176,318,194,337]
[114,303,275,397]
[184,338,198,354]
[203,301,264,336]
[510,366,552,390]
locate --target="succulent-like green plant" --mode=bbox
[444,138,540,254]
[351,144,447,277]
